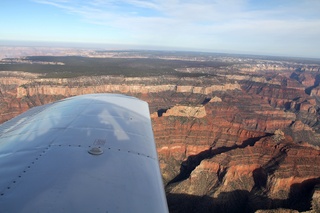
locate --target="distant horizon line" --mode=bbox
[0,40,319,60]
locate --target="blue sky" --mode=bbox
[1,0,320,58]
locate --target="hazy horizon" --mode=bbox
[2,40,320,60]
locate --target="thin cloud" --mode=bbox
[31,0,320,57]
[32,0,319,26]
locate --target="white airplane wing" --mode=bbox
[0,94,168,213]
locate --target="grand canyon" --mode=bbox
[1,49,320,212]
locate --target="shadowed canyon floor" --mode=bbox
[1,53,320,212]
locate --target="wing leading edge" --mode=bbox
[0,94,168,213]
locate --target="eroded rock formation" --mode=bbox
[1,66,320,212]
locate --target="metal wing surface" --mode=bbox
[0,94,168,213]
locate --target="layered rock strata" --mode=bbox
[1,68,320,212]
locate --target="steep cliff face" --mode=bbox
[16,83,241,98]
[166,135,320,212]
[1,69,320,212]
[154,89,301,186]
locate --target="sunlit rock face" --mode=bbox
[1,67,320,213]
[166,134,320,212]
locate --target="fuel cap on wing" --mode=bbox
[88,147,103,155]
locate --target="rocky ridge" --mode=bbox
[1,61,320,212]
